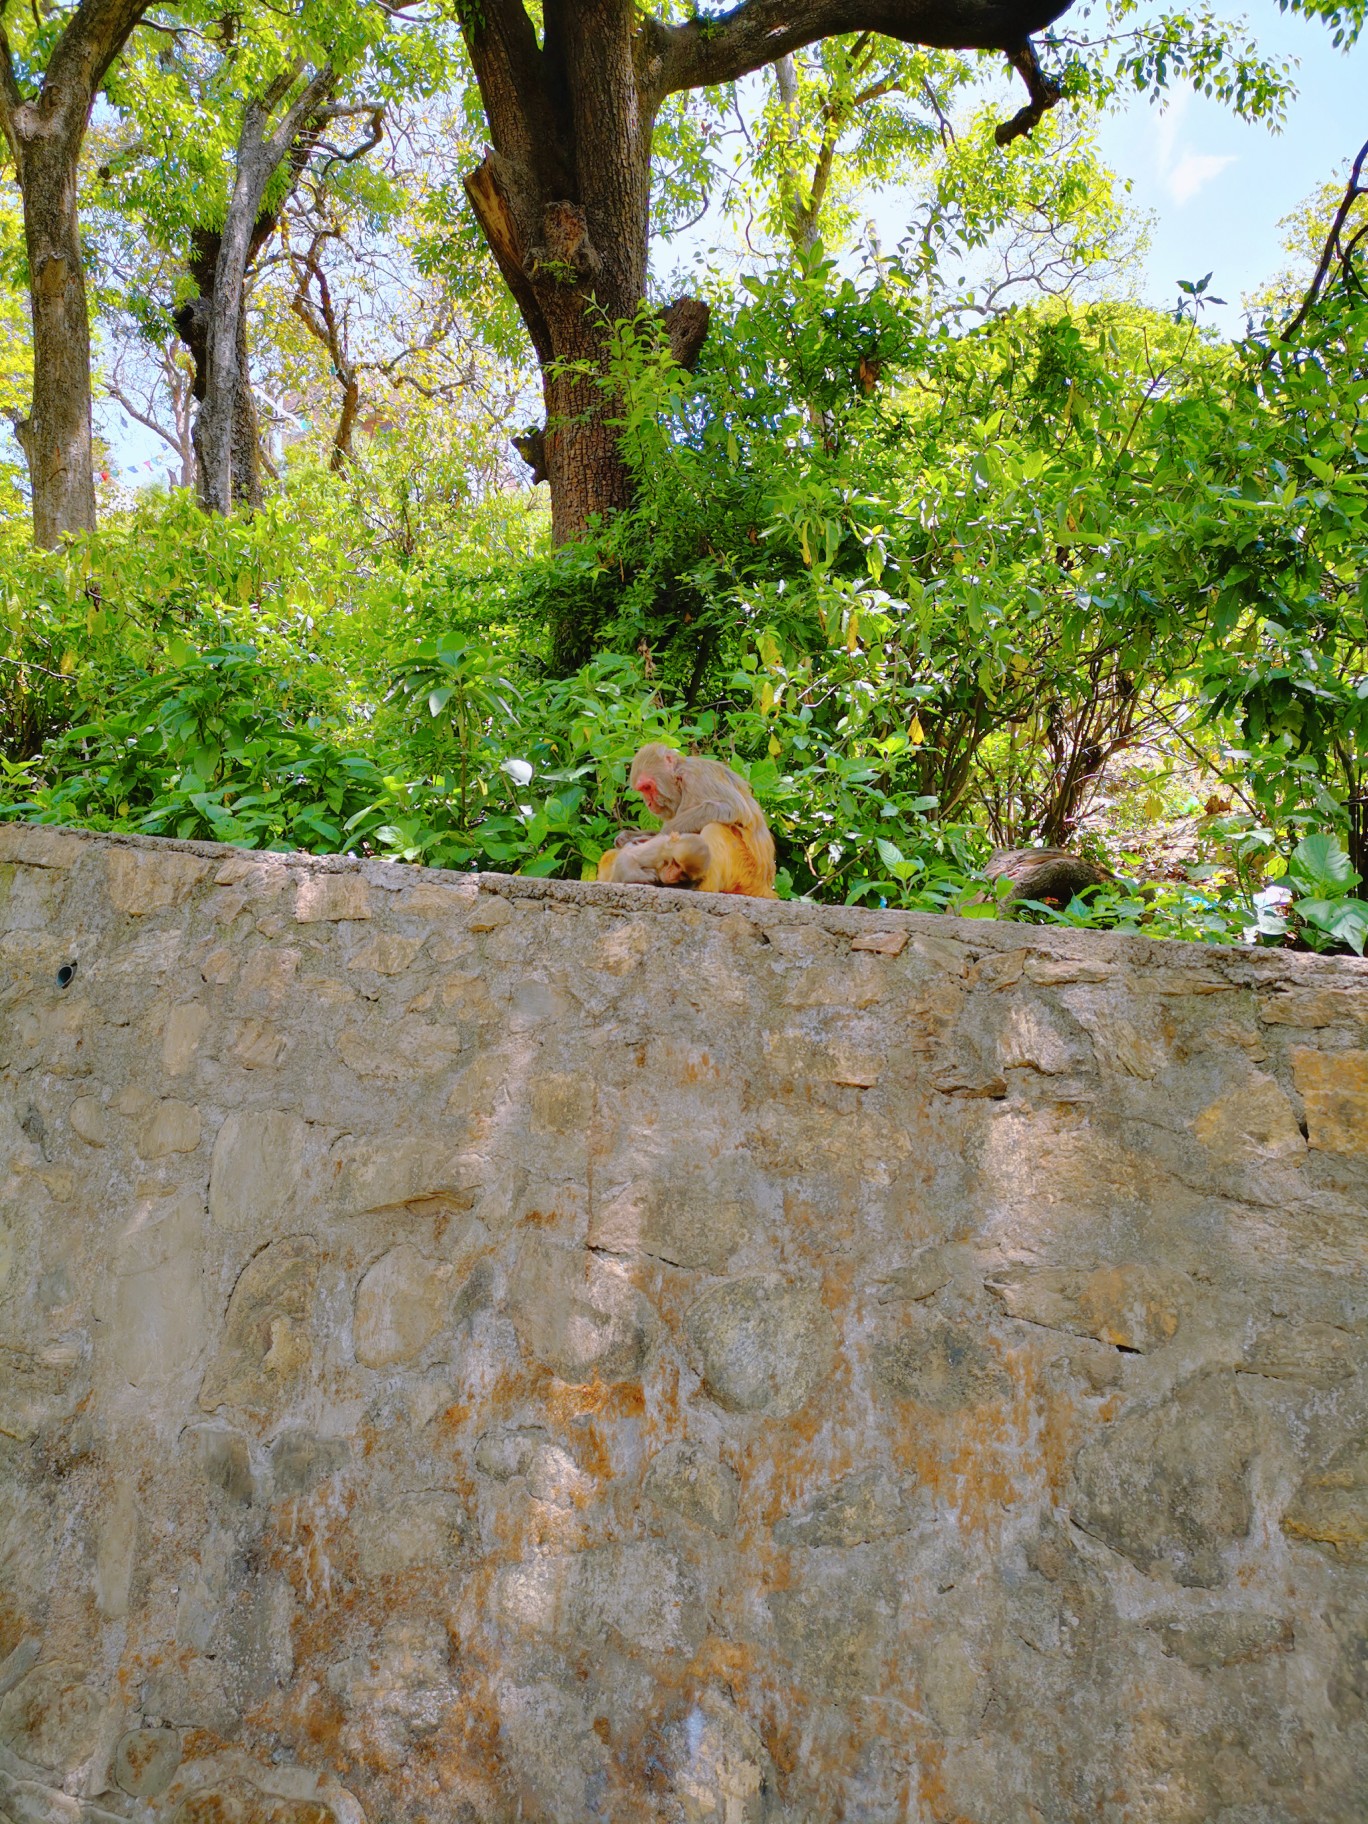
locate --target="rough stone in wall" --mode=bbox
[1,821,1366,1823]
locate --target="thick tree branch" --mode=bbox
[648,0,1073,98]
[458,0,570,195]
[38,0,150,114]
[263,63,339,169]
[1,0,148,153]
[993,37,1062,144]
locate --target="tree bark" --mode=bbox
[195,113,275,514]
[174,82,385,506]
[644,0,1071,91]
[187,64,337,514]
[11,122,95,543]
[0,0,153,545]
[458,0,1072,667]
[175,229,268,511]
[463,0,655,561]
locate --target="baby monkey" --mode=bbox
[597,744,777,897]
[604,823,777,896]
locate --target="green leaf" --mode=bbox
[1289,833,1360,894]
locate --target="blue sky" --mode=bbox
[1089,7,1366,328]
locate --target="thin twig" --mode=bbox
[0,654,76,683]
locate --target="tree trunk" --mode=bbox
[461,0,713,666]
[458,0,1062,669]
[224,286,265,509]
[1,0,156,544]
[195,150,274,514]
[178,65,336,515]
[486,180,656,668]
[175,231,265,511]
[463,3,654,548]
[540,310,638,546]
[10,121,96,545]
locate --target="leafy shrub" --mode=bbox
[3,270,1365,953]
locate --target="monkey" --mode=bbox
[655,834,720,890]
[597,822,777,897]
[623,744,769,840]
[598,837,667,886]
[607,743,776,894]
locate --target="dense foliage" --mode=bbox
[3,240,1365,948]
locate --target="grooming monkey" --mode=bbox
[597,745,777,897]
[602,823,778,896]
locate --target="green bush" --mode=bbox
[3,269,1364,952]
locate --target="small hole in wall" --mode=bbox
[56,962,77,989]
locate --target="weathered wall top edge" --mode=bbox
[4,815,1366,986]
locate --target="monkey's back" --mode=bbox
[697,822,777,897]
[688,759,777,891]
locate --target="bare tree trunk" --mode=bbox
[195,112,275,513]
[462,3,655,550]
[223,287,265,508]
[0,0,154,545]
[460,0,711,665]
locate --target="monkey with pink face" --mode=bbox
[597,743,777,898]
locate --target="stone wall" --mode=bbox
[1,822,1365,1824]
